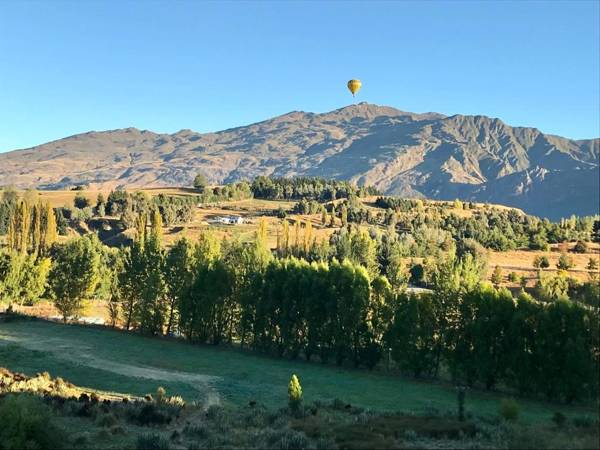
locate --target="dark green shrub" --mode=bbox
[0,394,67,450]
[573,241,588,253]
[97,413,118,427]
[136,433,171,450]
[499,398,520,422]
[359,342,382,369]
[74,193,91,209]
[132,403,172,426]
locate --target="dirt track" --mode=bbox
[0,331,222,406]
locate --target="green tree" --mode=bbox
[491,265,503,286]
[340,204,348,227]
[164,238,194,335]
[193,172,208,192]
[41,202,57,253]
[118,243,144,330]
[385,241,409,292]
[537,272,570,301]
[533,255,550,270]
[556,253,574,271]
[73,192,91,209]
[30,202,42,255]
[135,210,167,335]
[8,200,31,253]
[386,293,437,377]
[519,275,528,290]
[573,240,588,254]
[288,374,303,412]
[0,251,51,306]
[49,235,102,322]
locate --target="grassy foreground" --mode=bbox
[0,317,596,424]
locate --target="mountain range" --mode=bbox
[1,103,598,219]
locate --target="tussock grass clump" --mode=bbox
[183,423,209,439]
[97,412,118,428]
[136,432,171,450]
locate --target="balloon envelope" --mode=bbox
[347,79,362,96]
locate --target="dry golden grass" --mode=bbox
[27,187,202,208]
[488,242,600,285]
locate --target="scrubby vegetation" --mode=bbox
[0,367,598,449]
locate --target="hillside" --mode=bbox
[1,103,598,219]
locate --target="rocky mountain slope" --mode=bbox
[1,103,597,219]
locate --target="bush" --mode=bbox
[288,374,303,412]
[136,433,171,450]
[499,398,520,422]
[0,393,67,450]
[193,173,208,192]
[74,193,91,209]
[533,255,550,269]
[573,241,588,253]
[97,413,118,427]
[132,403,173,426]
[556,253,574,270]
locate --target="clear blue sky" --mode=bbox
[0,0,598,152]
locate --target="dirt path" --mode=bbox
[0,332,222,406]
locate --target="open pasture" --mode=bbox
[0,318,596,424]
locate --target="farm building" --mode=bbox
[216,215,245,225]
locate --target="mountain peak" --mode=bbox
[0,104,597,219]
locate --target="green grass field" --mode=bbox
[0,318,596,424]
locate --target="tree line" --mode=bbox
[355,196,600,251]
[2,208,593,403]
[0,187,598,404]
[251,176,379,201]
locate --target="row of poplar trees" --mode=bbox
[0,200,57,306]
[107,212,598,403]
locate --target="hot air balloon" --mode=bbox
[347,79,362,97]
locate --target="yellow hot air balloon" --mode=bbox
[347,79,362,97]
